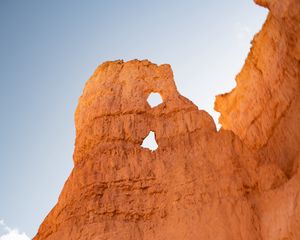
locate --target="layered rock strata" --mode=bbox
[34,0,300,239]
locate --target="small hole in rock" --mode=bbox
[147,92,163,108]
[141,131,158,151]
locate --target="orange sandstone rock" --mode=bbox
[34,1,300,239]
[215,0,300,176]
[35,60,282,240]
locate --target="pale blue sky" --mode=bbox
[0,1,267,238]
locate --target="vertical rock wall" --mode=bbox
[215,0,300,176]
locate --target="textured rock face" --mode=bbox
[34,1,300,239]
[215,0,300,176]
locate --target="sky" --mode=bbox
[0,1,267,238]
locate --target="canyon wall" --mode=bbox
[34,0,300,239]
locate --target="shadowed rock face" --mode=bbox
[34,0,300,239]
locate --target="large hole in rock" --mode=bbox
[147,92,163,108]
[141,131,158,151]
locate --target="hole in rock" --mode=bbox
[147,92,163,108]
[141,131,158,151]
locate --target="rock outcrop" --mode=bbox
[34,0,300,239]
[215,0,300,177]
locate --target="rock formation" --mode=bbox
[215,0,300,177]
[34,0,300,239]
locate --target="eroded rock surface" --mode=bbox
[34,0,300,239]
[215,0,300,176]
